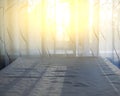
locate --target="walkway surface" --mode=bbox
[0,56,120,96]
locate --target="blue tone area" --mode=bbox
[107,58,120,69]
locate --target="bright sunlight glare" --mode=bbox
[28,0,94,42]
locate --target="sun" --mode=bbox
[55,2,70,41]
[46,1,71,41]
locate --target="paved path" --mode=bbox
[0,56,120,96]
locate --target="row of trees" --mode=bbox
[0,0,120,67]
